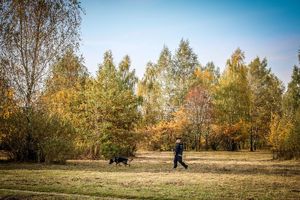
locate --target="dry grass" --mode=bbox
[0,151,299,200]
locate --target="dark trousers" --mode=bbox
[173,155,188,168]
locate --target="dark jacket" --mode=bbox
[174,143,184,156]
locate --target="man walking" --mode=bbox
[173,137,188,169]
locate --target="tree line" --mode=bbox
[0,0,299,163]
[138,41,299,160]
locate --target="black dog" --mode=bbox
[109,156,132,166]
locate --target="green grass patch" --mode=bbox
[0,151,299,200]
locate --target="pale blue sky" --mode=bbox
[80,0,300,85]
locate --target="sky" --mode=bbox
[80,0,300,86]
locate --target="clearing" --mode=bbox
[0,151,299,200]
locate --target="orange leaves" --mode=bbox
[193,68,217,92]
[269,113,294,151]
[42,89,74,118]
[222,120,249,141]
[186,85,211,107]
[0,86,16,119]
[143,108,190,150]
[194,68,213,85]
[185,85,213,129]
[210,119,250,150]
[171,107,189,132]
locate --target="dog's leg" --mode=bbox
[128,158,133,167]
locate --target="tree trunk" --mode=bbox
[231,139,238,151]
[25,107,32,161]
[250,131,254,152]
[194,134,198,151]
[198,133,201,151]
[205,134,209,150]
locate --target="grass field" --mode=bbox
[0,151,299,200]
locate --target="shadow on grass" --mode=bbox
[0,158,299,177]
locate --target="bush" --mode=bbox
[0,108,76,163]
[0,109,28,161]
[36,114,75,163]
[100,130,138,159]
[42,137,73,164]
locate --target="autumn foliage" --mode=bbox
[0,2,299,161]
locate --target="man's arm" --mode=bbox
[175,144,180,155]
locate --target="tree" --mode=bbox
[45,50,88,93]
[156,46,174,120]
[269,113,296,159]
[0,0,82,107]
[42,49,88,122]
[0,0,82,161]
[214,48,250,151]
[269,54,300,159]
[138,62,163,126]
[185,86,213,150]
[0,64,16,120]
[248,58,283,151]
[0,64,18,155]
[284,66,300,116]
[85,51,140,158]
[281,54,300,159]
[171,39,199,110]
[203,62,220,79]
[41,50,88,158]
[118,55,138,90]
[189,63,219,150]
[1,50,87,162]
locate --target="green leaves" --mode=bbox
[284,66,300,116]
[213,49,250,150]
[1,31,299,161]
[269,62,300,159]
[248,57,283,148]
[85,51,140,158]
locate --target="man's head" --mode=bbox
[176,137,181,143]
